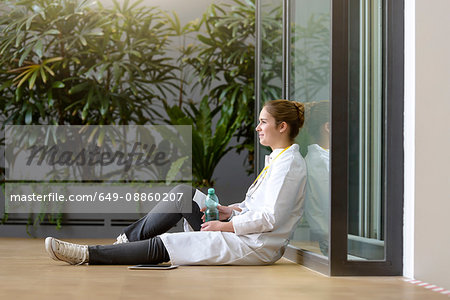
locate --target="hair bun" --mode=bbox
[292,101,305,129]
[293,101,305,118]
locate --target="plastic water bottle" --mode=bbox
[205,188,219,222]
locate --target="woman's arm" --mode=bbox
[200,220,235,232]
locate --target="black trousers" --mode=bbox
[88,185,204,265]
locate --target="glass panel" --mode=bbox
[260,0,283,103]
[348,0,385,261]
[288,0,331,258]
[258,0,284,167]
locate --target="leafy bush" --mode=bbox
[1,0,261,194]
[164,95,245,187]
[0,0,177,125]
[187,0,257,173]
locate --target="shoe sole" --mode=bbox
[45,237,60,261]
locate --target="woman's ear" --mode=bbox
[279,121,288,133]
[323,122,330,134]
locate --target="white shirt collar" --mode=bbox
[270,148,286,159]
[265,144,298,165]
[308,143,329,153]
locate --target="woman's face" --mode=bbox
[256,107,283,149]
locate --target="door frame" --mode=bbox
[255,0,404,276]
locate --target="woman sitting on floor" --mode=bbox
[45,99,307,266]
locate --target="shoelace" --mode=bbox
[56,240,87,265]
[114,233,129,244]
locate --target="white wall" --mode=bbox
[403,0,415,280]
[413,0,450,289]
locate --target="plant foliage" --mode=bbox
[0,0,177,125]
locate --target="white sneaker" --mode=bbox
[113,233,129,245]
[45,237,89,265]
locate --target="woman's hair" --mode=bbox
[263,99,305,141]
[305,100,330,138]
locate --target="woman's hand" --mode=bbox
[200,221,235,232]
[200,205,238,222]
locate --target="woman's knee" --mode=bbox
[170,184,196,198]
[168,184,197,212]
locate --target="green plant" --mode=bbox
[290,13,331,100]
[184,0,257,173]
[181,0,285,173]
[259,0,283,103]
[164,96,245,187]
[0,0,177,125]
[162,11,202,109]
[0,0,268,228]
[0,0,179,230]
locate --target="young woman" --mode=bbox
[45,99,307,266]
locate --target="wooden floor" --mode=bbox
[0,238,447,300]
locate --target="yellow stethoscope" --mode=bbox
[251,145,292,187]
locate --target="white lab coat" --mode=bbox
[304,144,330,242]
[159,144,307,265]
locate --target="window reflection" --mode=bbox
[258,0,389,266]
[287,0,331,258]
[304,101,330,256]
[260,0,283,104]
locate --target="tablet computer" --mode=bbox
[128,264,178,270]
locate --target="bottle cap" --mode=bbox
[208,188,215,194]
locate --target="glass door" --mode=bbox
[256,0,404,276]
[348,0,384,261]
[329,0,404,275]
[256,0,332,273]
[288,0,331,260]
[256,0,284,169]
